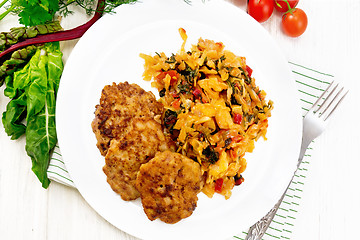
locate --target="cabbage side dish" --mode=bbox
[140,28,273,199]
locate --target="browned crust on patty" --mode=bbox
[91,82,163,156]
[103,118,176,201]
[136,151,203,224]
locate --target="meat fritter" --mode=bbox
[92,82,163,156]
[103,118,175,201]
[136,151,203,224]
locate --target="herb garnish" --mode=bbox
[164,109,178,134]
[202,145,219,164]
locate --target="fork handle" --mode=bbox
[245,139,312,240]
[298,136,313,167]
[244,195,284,240]
[244,176,293,240]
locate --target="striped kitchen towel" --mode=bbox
[47,145,74,187]
[47,62,334,239]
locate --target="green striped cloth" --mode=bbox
[47,62,333,239]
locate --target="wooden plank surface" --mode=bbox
[0,1,359,239]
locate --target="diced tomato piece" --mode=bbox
[246,65,253,77]
[214,178,224,193]
[155,70,178,85]
[232,135,243,142]
[192,88,202,99]
[155,72,166,81]
[233,113,242,124]
[262,119,268,128]
[172,98,181,110]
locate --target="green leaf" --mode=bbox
[0,22,63,86]
[24,42,63,188]
[2,42,63,188]
[4,75,17,98]
[25,93,57,188]
[25,51,48,119]
[45,42,63,93]
[17,0,59,26]
[2,91,27,140]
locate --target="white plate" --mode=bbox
[56,0,302,239]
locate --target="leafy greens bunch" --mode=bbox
[0,0,200,189]
[0,0,137,26]
[2,42,63,188]
[0,0,139,188]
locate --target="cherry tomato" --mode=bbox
[274,0,299,13]
[247,0,274,23]
[282,8,308,37]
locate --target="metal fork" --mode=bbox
[245,81,348,240]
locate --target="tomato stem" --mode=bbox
[283,0,295,15]
[275,0,295,14]
[283,0,291,10]
[274,0,282,9]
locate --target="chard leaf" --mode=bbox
[4,75,16,98]
[13,50,40,91]
[26,51,48,119]
[24,42,63,188]
[2,91,27,140]
[45,43,63,94]
[2,42,63,188]
[25,92,57,188]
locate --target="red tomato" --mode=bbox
[246,65,253,77]
[155,70,178,85]
[172,98,181,110]
[192,88,202,99]
[274,0,299,12]
[233,113,242,124]
[282,8,308,37]
[214,178,224,193]
[247,0,274,23]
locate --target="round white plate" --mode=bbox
[56,0,302,239]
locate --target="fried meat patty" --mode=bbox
[92,82,163,156]
[136,151,203,224]
[103,118,175,201]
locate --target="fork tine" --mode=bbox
[321,86,344,117]
[324,89,348,121]
[316,83,339,114]
[308,81,334,113]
